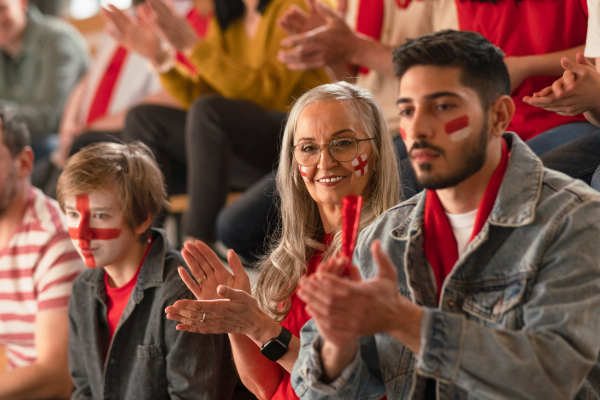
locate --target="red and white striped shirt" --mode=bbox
[0,187,83,370]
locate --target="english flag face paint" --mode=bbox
[351,154,369,177]
[66,192,130,269]
[299,165,309,181]
[444,115,472,142]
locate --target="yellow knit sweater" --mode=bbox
[160,0,331,112]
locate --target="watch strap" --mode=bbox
[260,326,292,361]
[276,326,292,347]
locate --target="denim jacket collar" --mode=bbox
[392,132,542,242]
[80,228,170,304]
[489,132,543,227]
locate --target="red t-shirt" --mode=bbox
[105,241,153,340]
[455,0,588,140]
[271,235,333,400]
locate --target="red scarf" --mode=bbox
[423,140,509,297]
[86,45,128,125]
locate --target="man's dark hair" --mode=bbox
[392,29,510,109]
[0,106,30,158]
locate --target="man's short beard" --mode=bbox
[0,166,19,217]
[414,120,489,190]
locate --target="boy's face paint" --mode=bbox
[65,192,136,269]
[444,115,472,142]
[351,154,369,177]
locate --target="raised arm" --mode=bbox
[504,44,586,91]
[52,73,88,167]
[295,243,418,385]
[161,0,330,109]
[523,53,600,127]
[277,2,395,80]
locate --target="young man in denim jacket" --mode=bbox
[291,30,600,399]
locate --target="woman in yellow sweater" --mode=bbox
[102,0,330,245]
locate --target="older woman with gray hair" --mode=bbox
[165,81,400,400]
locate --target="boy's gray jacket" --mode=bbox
[68,228,239,399]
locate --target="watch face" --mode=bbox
[261,339,288,362]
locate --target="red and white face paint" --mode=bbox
[351,154,369,177]
[444,115,472,142]
[299,165,309,181]
[65,192,134,269]
[399,128,407,140]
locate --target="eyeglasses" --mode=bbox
[291,138,375,167]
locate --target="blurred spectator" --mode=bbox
[523,0,600,191]
[454,0,597,155]
[0,105,84,399]
[103,0,331,247]
[0,0,89,159]
[31,0,212,198]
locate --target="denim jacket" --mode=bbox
[68,229,239,400]
[292,133,600,399]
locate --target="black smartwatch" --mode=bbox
[260,326,292,361]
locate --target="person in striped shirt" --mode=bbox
[0,105,84,399]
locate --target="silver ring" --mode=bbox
[200,312,206,323]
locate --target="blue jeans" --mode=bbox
[216,171,279,263]
[540,130,600,187]
[525,121,598,156]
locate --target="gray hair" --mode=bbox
[254,81,401,321]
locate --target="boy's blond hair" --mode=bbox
[56,142,168,241]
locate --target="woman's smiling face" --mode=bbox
[294,100,374,209]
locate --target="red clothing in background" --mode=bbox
[455,0,588,140]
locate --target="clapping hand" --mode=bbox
[278,0,347,35]
[523,53,600,116]
[145,0,200,55]
[177,240,251,301]
[298,240,421,352]
[101,4,163,64]
[277,0,354,71]
[166,241,279,340]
